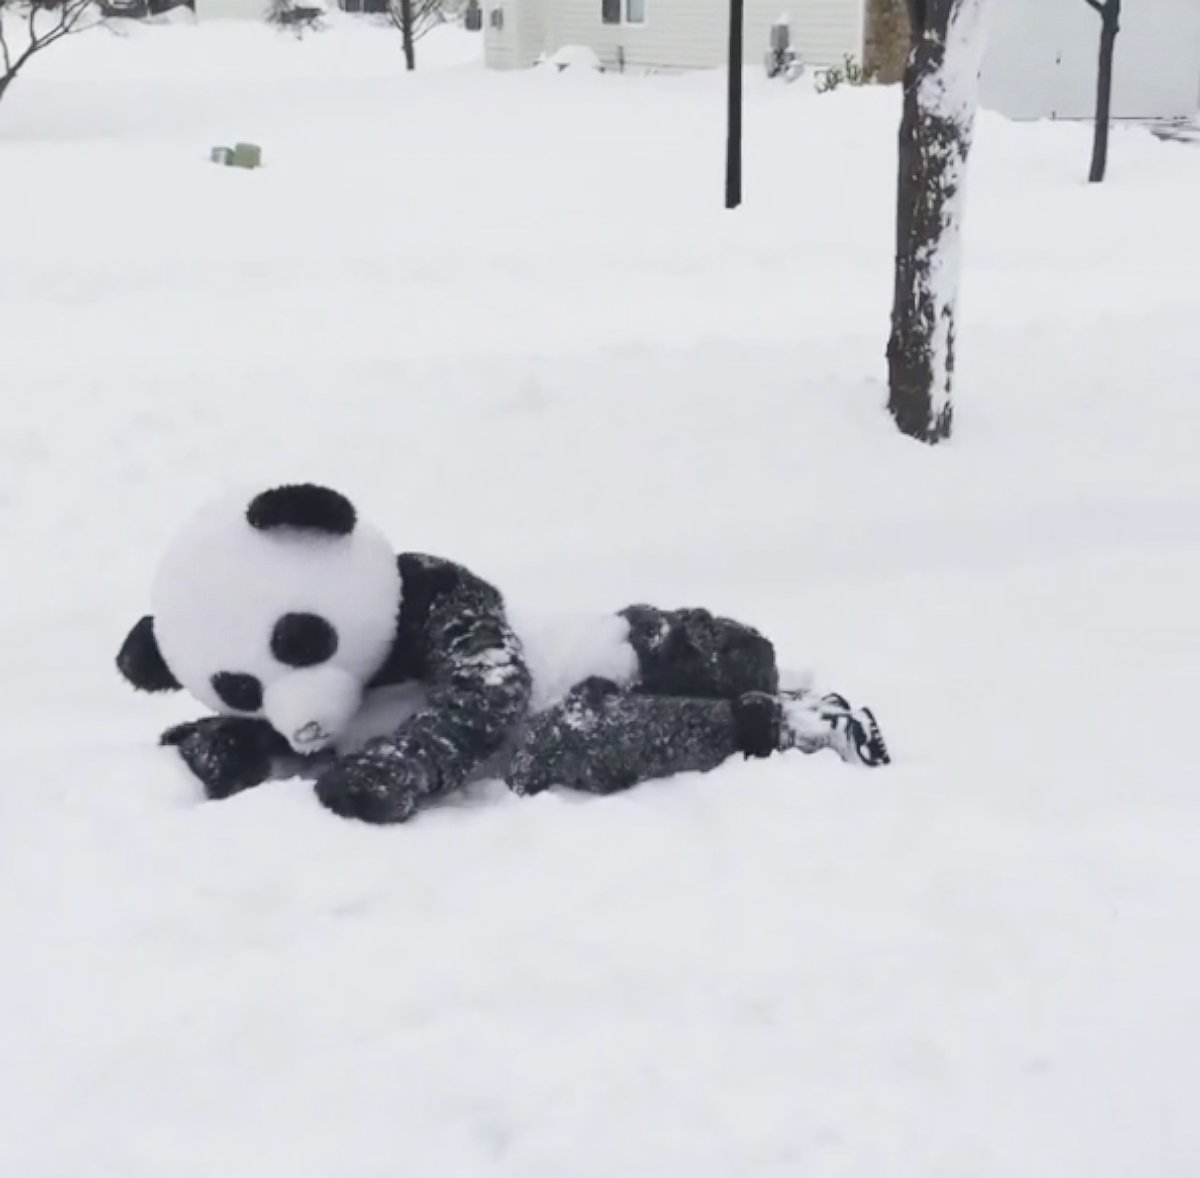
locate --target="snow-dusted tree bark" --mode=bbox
[887,0,991,444]
[0,0,101,113]
[1083,0,1121,183]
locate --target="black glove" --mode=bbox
[314,748,428,825]
[160,716,292,801]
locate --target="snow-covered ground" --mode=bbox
[3,20,1200,1177]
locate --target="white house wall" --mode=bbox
[482,2,516,68]
[195,0,269,19]
[749,0,863,70]
[519,0,549,67]
[482,11,518,69]
[484,0,547,69]
[540,0,862,72]
[546,0,718,70]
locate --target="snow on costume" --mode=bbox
[116,484,889,824]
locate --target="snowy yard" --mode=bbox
[3,20,1200,1177]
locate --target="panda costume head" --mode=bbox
[118,484,402,755]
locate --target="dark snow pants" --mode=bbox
[506,604,784,797]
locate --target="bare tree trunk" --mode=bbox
[887,0,990,445]
[1087,0,1120,183]
[400,0,416,70]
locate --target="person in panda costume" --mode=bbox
[116,483,890,824]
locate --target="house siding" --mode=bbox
[519,0,549,65]
[750,0,863,69]
[538,0,864,72]
[195,0,269,18]
[481,3,514,68]
[546,0,722,71]
[484,0,549,69]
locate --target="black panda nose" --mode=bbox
[271,613,338,668]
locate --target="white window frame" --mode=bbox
[602,0,646,26]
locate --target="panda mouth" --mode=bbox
[265,667,362,756]
[291,720,333,751]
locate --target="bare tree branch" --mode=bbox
[0,12,12,74]
[1,0,102,106]
[386,0,446,70]
[1081,0,1106,13]
[387,0,444,43]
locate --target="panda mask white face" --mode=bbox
[144,484,401,754]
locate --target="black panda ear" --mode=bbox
[116,616,181,693]
[246,484,357,536]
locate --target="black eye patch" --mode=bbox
[271,613,338,668]
[211,672,264,712]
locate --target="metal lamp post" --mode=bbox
[725,0,743,208]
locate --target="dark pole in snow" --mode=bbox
[725,0,743,209]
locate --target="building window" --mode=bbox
[602,0,644,24]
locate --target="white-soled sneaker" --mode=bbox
[780,691,891,768]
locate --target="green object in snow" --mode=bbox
[230,143,263,169]
[209,143,263,170]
